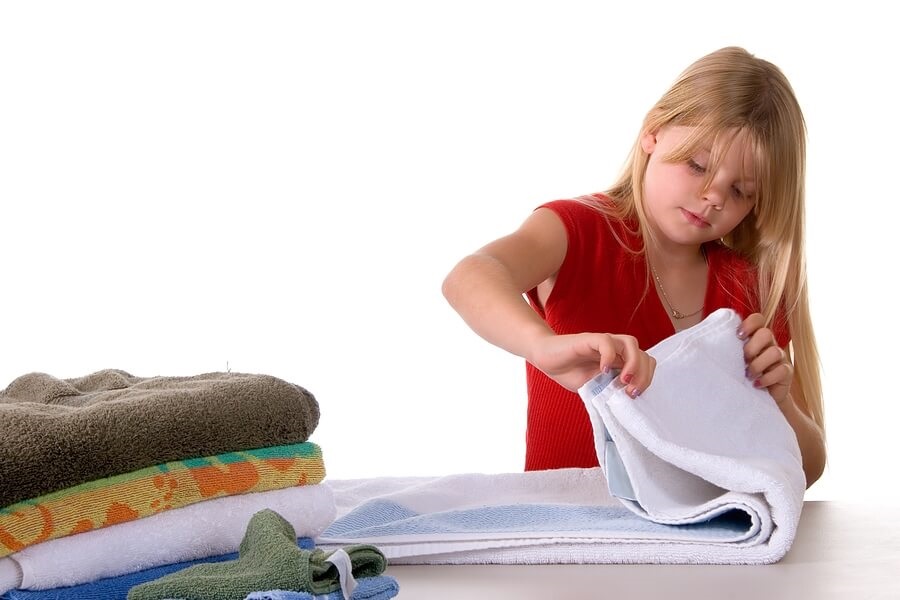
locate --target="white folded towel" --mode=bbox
[579,307,805,561]
[0,483,335,593]
[317,309,805,564]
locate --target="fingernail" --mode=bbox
[629,387,641,398]
[622,373,633,384]
[602,365,610,374]
[737,328,746,339]
[745,366,753,379]
[753,380,762,388]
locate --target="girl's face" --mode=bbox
[640,125,757,249]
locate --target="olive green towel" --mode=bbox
[0,369,320,506]
[127,509,386,600]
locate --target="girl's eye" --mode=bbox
[733,186,757,204]
[687,159,706,174]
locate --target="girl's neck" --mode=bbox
[646,238,706,272]
[643,213,706,270]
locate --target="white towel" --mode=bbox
[317,309,805,564]
[581,308,804,532]
[0,483,336,593]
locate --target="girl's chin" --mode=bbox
[658,226,717,248]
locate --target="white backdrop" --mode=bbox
[1,2,896,503]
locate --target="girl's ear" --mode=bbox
[640,130,658,154]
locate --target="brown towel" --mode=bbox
[0,369,320,507]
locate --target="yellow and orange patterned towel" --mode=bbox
[0,441,324,557]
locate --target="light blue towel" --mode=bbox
[323,498,751,542]
[244,575,399,600]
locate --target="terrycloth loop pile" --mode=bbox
[0,369,320,506]
[0,442,325,558]
[243,576,400,600]
[0,368,350,599]
[128,509,386,600]
[1,485,336,593]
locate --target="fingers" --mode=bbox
[746,344,785,383]
[611,335,655,398]
[575,334,618,373]
[751,358,793,392]
[546,333,655,398]
[737,312,766,341]
[740,314,792,404]
[572,333,628,375]
[742,324,778,364]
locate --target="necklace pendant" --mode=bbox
[671,309,684,319]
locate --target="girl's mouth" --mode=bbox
[681,208,711,228]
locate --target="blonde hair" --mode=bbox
[601,46,824,432]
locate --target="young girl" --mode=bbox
[442,47,826,487]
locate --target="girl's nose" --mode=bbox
[702,186,725,211]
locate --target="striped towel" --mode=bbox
[0,442,324,557]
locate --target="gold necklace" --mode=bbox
[650,263,703,320]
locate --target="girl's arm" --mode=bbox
[740,313,826,487]
[442,208,655,396]
[779,383,827,488]
[442,208,566,362]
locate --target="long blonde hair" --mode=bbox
[602,46,824,432]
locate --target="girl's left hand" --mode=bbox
[738,313,792,405]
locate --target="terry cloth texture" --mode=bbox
[0,484,336,594]
[0,538,316,600]
[318,310,806,565]
[127,509,385,600]
[243,576,400,600]
[577,307,805,562]
[0,369,320,506]
[0,442,325,558]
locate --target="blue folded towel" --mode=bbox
[0,539,314,600]
[244,575,399,600]
[324,498,750,540]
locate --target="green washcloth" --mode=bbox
[127,509,385,600]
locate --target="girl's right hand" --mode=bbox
[527,333,656,398]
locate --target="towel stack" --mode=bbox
[0,369,339,598]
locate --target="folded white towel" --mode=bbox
[318,309,806,564]
[581,308,804,535]
[0,483,335,593]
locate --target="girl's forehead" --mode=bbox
[668,124,750,150]
[671,125,759,179]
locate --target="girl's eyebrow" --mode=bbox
[735,177,757,191]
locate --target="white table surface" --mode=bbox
[385,501,900,599]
